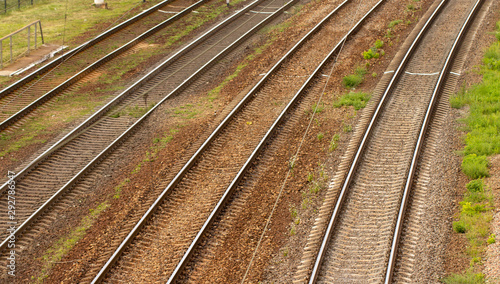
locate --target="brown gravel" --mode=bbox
[5,0,500,281]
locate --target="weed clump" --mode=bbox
[388,20,402,28]
[487,234,496,244]
[461,154,489,179]
[334,92,371,110]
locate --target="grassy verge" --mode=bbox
[33,200,110,282]
[442,21,500,284]
[0,0,240,158]
[0,0,162,65]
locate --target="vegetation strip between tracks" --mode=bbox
[307,0,451,282]
[0,0,176,97]
[384,0,483,282]
[0,0,209,132]
[166,1,384,282]
[0,0,278,252]
[0,0,265,195]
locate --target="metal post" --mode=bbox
[27,26,30,55]
[18,0,20,9]
[9,35,12,63]
[4,0,6,14]
[1,40,3,68]
[39,21,44,44]
[34,23,37,49]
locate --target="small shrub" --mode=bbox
[453,221,467,233]
[466,179,484,193]
[372,72,377,78]
[462,154,489,179]
[483,42,500,70]
[363,48,380,59]
[374,39,384,49]
[317,132,324,141]
[407,4,415,10]
[342,74,363,88]
[487,234,496,244]
[290,225,296,236]
[460,201,487,217]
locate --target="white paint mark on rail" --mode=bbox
[404,71,440,75]
[158,9,179,13]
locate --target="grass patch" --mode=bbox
[35,200,110,282]
[131,127,178,175]
[329,133,340,152]
[334,91,371,110]
[388,19,403,28]
[462,154,489,179]
[444,21,500,282]
[342,74,363,88]
[0,88,106,157]
[442,269,485,284]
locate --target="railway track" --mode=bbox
[291,0,483,282]
[86,0,386,282]
[0,0,223,132]
[0,0,298,276]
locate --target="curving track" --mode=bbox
[89,0,385,282]
[0,0,297,278]
[0,0,213,132]
[293,0,484,282]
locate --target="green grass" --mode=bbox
[0,88,106,157]
[329,133,340,152]
[35,200,110,282]
[334,91,371,110]
[462,154,489,179]
[342,74,363,88]
[1,0,160,65]
[442,269,485,284]
[388,19,402,28]
[444,21,500,283]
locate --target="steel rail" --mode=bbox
[0,0,278,254]
[166,1,384,282]
[0,0,209,132]
[384,0,483,282]
[0,0,176,97]
[88,1,302,282]
[0,0,265,195]
[307,0,449,282]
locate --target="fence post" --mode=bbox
[9,36,12,63]
[4,0,6,14]
[39,21,44,44]
[17,0,20,9]
[35,23,37,49]
[1,40,3,68]
[27,26,30,55]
